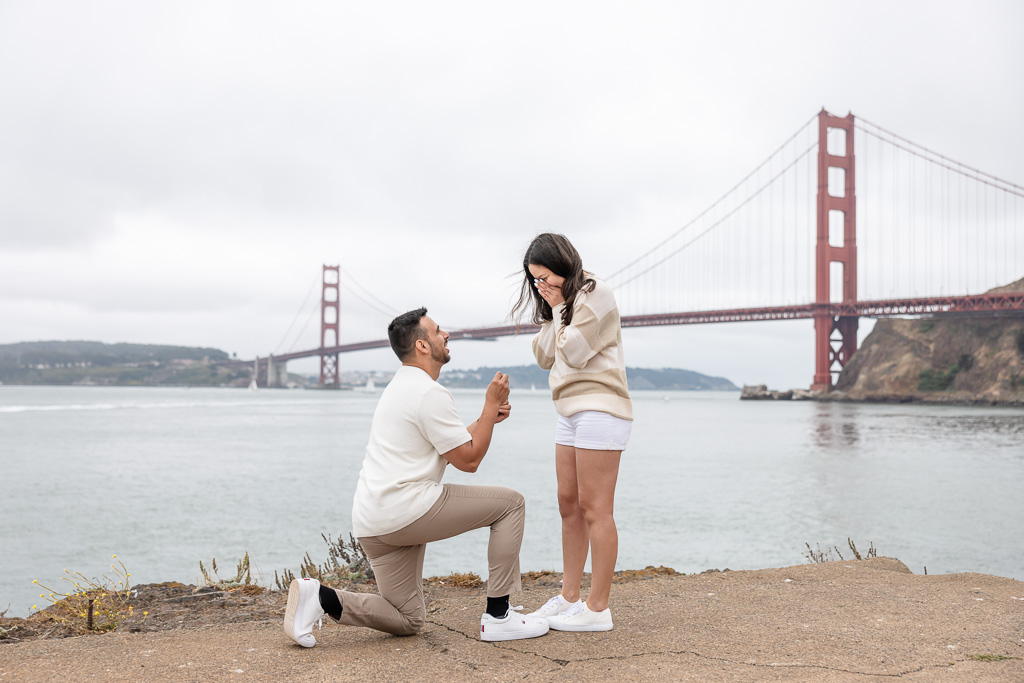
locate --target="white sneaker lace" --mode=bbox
[540,595,563,611]
[561,603,585,619]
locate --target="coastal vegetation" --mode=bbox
[804,539,878,564]
[198,553,261,594]
[917,354,974,392]
[273,533,375,591]
[28,556,146,635]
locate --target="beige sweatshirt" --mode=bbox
[531,277,633,421]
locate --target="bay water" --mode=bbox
[2,384,1022,619]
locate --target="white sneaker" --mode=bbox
[480,606,550,641]
[546,602,613,632]
[284,578,325,647]
[528,594,582,619]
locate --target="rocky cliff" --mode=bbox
[834,277,1024,405]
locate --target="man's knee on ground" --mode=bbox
[402,606,426,634]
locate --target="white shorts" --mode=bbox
[555,411,632,451]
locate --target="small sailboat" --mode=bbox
[361,377,376,393]
[249,359,259,391]
[530,383,537,392]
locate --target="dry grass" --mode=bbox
[275,533,375,591]
[612,565,680,582]
[805,539,878,563]
[425,572,483,588]
[198,552,262,592]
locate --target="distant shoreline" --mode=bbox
[0,343,741,392]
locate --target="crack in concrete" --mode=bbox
[424,619,565,679]
[425,619,979,678]
[426,618,568,666]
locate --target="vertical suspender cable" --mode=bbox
[769,153,774,306]
[976,177,980,291]
[892,137,897,296]
[914,150,918,296]
[944,161,949,295]
[961,172,966,293]
[793,134,798,303]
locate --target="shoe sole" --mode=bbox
[480,622,550,642]
[284,579,315,647]
[548,621,613,632]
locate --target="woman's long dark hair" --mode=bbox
[511,233,595,327]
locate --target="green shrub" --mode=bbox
[1016,330,1024,357]
[918,366,959,391]
[918,354,974,392]
[919,319,934,333]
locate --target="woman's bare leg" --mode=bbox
[555,443,588,602]
[575,448,622,612]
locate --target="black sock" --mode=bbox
[486,595,510,618]
[319,585,343,621]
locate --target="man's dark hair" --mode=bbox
[388,307,428,361]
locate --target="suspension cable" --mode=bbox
[272,271,321,355]
[856,123,1024,199]
[606,113,819,281]
[336,277,398,318]
[338,267,401,315]
[614,142,818,289]
[856,116,1024,192]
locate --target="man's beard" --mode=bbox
[430,339,450,365]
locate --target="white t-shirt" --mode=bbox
[351,365,472,537]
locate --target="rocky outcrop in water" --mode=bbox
[833,277,1024,406]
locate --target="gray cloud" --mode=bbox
[1,1,1021,386]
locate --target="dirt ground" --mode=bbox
[2,559,1023,681]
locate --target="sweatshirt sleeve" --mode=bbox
[554,294,620,370]
[531,304,562,370]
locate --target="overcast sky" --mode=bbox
[2,1,1022,388]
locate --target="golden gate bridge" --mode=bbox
[228,109,1024,390]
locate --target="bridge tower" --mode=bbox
[319,265,340,388]
[812,110,858,391]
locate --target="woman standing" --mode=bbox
[512,233,633,632]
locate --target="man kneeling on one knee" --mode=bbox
[284,307,549,645]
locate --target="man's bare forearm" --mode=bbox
[466,400,500,460]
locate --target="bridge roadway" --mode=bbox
[221,291,1024,369]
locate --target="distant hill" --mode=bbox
[439,365,738,391]
[0,341,738,391]
[0,341,249,387]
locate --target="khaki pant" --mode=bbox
[332,484,525,636]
